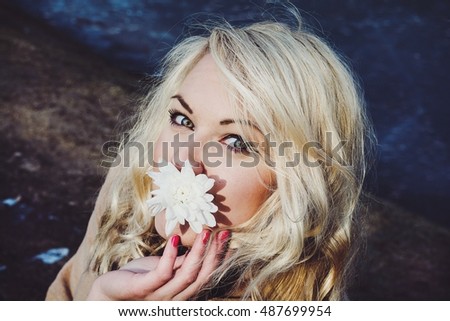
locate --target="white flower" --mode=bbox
[146,161,218,235]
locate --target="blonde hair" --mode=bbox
[90,11,376,300]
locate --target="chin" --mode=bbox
[178,230,198,247]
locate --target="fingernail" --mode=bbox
[218,230,230,242]
[171,235,180,247]
[202,230,211,245]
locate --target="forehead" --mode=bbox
[175,54,263,141]
[177,54,233,117]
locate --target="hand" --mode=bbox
[86,229,230,300]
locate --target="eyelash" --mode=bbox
[168,109,255,154]
[223,135,255,154]
[169,109,194,129]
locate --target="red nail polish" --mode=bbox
[171,235,180,247]
[218,230,230,242]
[202,230,211,245]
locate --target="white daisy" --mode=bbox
[146,161,218,235]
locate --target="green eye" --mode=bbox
[176,115,193,128]
[169,110,194,129]
[223,135,252,154]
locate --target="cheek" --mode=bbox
[213,166,272,227]
[154,213,166,238]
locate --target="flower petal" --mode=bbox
[146,198,164,215]
[144,161,217,235]
[204,212,217,227]
[166,162,178,172]
[199,201,211,211]
[181,161,195,180]
[203,178,215,192]
[209,203,218,213]
[189,220,203,234]
[177,216,185,225]
[166,207,175,220]
[165,218,178,236]
[174,205,189,220]
[203,194,214,202]
[195,174,208,185]
[188,202,199,210]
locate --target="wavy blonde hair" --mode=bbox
[90,12,376,300]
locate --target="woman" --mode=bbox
[46,11,376,301]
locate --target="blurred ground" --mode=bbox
[0,3,138,300]
[0,3,448,300]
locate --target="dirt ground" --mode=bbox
[0,3,448,300]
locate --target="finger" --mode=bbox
[137,234,180,294]
[120,252,186,274]
[89,236,186,300]
[119,256,162,273]
[189,230,229,282]
[88,269,135,300]
[155,234,181,275]
[153,229,210,298]
[173,230,231,300]
[173,254,187,270]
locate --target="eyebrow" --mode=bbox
[220,119,241,126]
[220,119,261,133]
[171,94,261,132]
[171,95,193,114]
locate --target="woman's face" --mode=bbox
[152,54,273,246]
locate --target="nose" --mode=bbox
[170,134,204,175]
